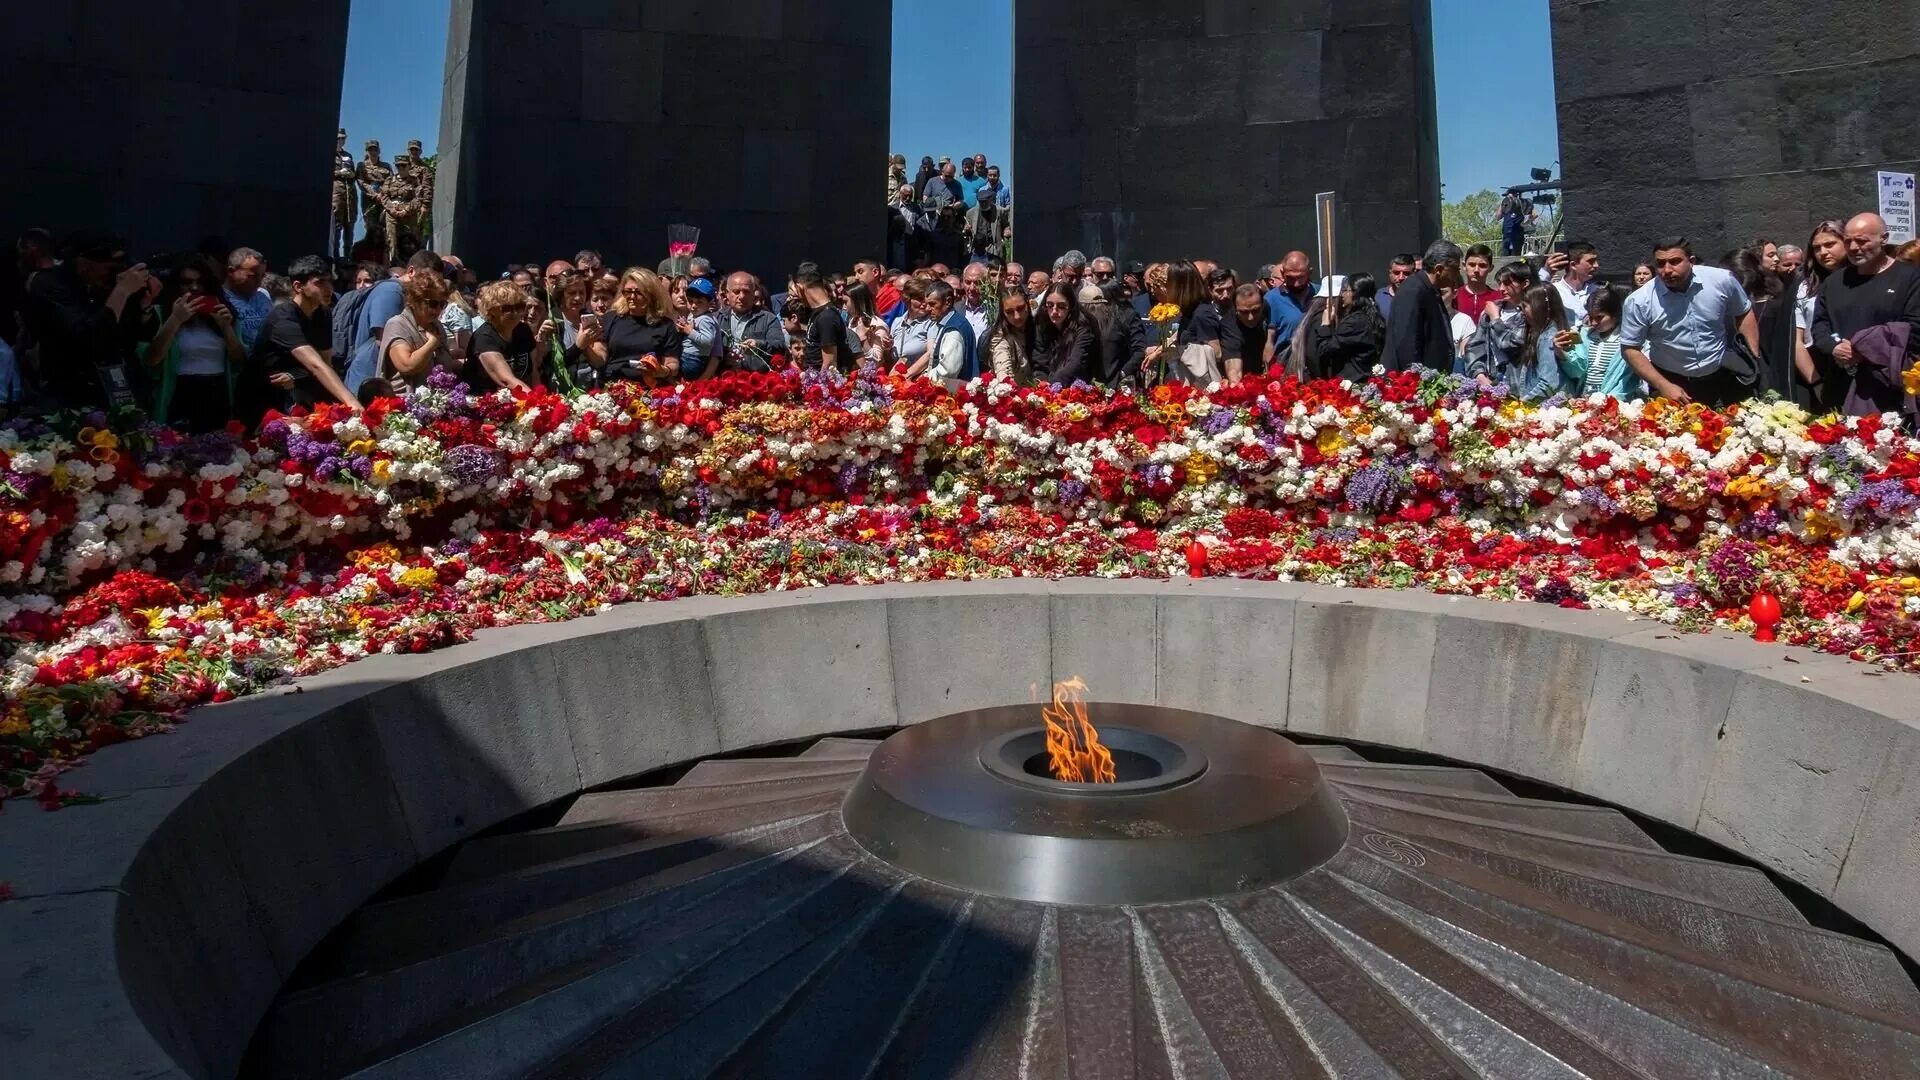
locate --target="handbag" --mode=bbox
[1719,333,1762,387]
[1170,341,1221,388]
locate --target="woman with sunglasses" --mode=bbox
[581,268,684,386]
[142,254,244,431]
[380,270,456,387]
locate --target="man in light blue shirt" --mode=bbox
[1264,251,1316,349]
[957,158,988,208]
[1619,236,1759,409]
[221,247,274,351]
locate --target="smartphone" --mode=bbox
[194,296,220,316]
[579,313,599,329]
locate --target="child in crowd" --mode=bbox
[679,277,723,381]
[1558,285,1645,399]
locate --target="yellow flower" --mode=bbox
[1186,455,1221,486]
[397,567,439,590]
[347,439,375,456]
[135,606,171,631]
[1148,303,1181,322]
[1315,427,1347,455]
[1723,475,1777,502]
[1804,511,1845,543]
[372,460,392,483]
[91,430,119,450]
[1847,591,1867,614]
[0,714,27,738]
[1906,362,1920,397]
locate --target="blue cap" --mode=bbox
[686,277,717,299]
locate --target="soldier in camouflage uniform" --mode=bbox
[379,164,424,264]
[331,129,357,260]
[355,140,393,258]
[395,139,434,251]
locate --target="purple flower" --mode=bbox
[1200,408,1236,436]
[1578,486,1620,517]
[443,444,504,487]
[1698,539,1764,606]
[1057,478,1088,504]
[1839,479,1919,524]
[1344,463,1406,515]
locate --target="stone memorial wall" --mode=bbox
[436,0,892,283]
[1552,0,1920,261]
[1011,0,1442,279]
[0,3,349,264]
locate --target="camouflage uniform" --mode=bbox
[356,143,393,257]
[330,138,358,260]
[395,143,434,253]
[380,168,423,264]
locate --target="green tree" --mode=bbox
[1442,188,1502,246]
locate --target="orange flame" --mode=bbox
[1041,677,1116,783]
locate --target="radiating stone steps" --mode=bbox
[559,772,857,827]
[673,757,866,787]
[1314,759,1514,795]
[241,734,1920,1079]
[255,834,863,1080]
[1345,799,1809,925]
[305,813,838,982]
[795,737,883,760]
[1353,832,1920,1016]
[443,788,848,884]
[1334,782,1661,849]
[1301,744,1367,762]
[1327,859,1920,1072]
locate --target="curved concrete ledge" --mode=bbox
[5,579,1920,1077]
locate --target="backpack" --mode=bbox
[330,285,375,372]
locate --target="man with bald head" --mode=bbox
[1810,212,1920,415]
[720,271,786,368]
[1264,251,1315,349]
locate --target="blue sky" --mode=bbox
[340,0,1557,201]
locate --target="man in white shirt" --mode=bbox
[1619,236,1760,408]
[959,263,991,340]
[913,281,968,381]
[1551,242,1600,320]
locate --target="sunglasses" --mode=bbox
[621,288,645,297]
[1043,301,1070,311]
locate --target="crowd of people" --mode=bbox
[3,152,1918,433]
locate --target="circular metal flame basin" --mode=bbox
[842,703,1348,905]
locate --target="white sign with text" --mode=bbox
[1880,171,1915,244]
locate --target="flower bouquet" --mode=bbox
[1145,303,1180,387]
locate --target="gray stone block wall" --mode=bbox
[1552,0,1920,265]
[0,3,349,267]
[438,0,891,283]
[1012,0,1442,281]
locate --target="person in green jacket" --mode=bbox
[1559,284,1647,400]
[142,255,247,431]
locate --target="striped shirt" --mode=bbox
[1583,337,1623,394]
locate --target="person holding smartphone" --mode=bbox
[142,254,245,431]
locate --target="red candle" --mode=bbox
[1749,591,1782,643]
[1185,539,1209,578]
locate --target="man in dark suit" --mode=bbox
[1386,240,1462,373]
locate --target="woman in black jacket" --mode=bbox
[1310,272,1387,382]
[1031,283,1096,386]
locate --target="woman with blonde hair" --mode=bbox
[466,279,546,393]
[581,267,684,385]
